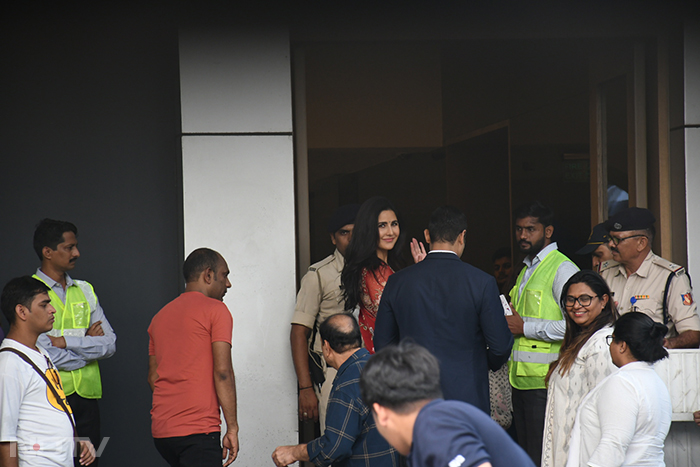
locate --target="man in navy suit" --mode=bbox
[374,205,513,414]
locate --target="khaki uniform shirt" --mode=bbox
[600,251,700,337]
[291,249,346,353]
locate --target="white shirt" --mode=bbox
[0,339,75,466]
[567,361,672,467]
[517,242,579,342]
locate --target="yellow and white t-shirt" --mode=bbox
[0,339,74,466]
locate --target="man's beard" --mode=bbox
[519,236,545,256]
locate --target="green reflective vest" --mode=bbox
[508,250,569,390]
[33,274,102,399]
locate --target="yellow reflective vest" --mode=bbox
[33,274,103,399]
[508,250,569,390]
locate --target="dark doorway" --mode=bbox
[300,39,594,272]
[446,126,511,273]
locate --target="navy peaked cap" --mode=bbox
[576,223,610,255]
[327,204,360,233]
[605,207,656,232]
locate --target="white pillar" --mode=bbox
[685,21,700,275]
[666,20,700,467]
[179,28,297,466]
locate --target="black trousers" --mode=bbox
[512,387,547,467]
[66,394,101,466]
[154,433,222,467]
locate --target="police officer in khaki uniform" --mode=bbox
[600,207,700,348]
[290,204,359,431]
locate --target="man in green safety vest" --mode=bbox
[33,219,117,466]
[505,202,578,466]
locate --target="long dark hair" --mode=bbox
[546,270,619,383]
[613,312,668,363]
[341,196,405,311]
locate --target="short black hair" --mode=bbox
[612,312,668,363]
[427,205,467,244]
[492,247,511,263]
[319,313,362,353]
[1,276,50,325]
[360,341,443,414]
[513,201,554,227]
[33,218,78,261]
[183,248,222,283]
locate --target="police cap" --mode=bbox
[605,207,656,232]
[576,223,610,255]
[327,204,360,233]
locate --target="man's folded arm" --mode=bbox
[36,333,89,371]
[63,302,117,360]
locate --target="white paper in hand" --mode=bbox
[499,294,513,316]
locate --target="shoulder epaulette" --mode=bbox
[599,260,620,272]
[652,256,685,276]
[307,254,335,272]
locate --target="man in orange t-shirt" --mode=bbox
[148,248,239,467]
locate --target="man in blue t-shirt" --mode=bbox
[360,342,534,467]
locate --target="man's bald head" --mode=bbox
[183,248,223,283]
[319,313,362,353]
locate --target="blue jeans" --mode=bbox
[154,432,221,467]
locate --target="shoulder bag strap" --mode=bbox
[305,270,327,388]
[662,271,675,326]
[312,269,323,347]
[662,269,694,326]
[0,347,78,438]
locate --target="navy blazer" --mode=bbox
[374,252,514,414]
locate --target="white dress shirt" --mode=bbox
[517,242,579,342]
[567,361,672,467]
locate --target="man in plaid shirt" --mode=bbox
[272,313,399,467]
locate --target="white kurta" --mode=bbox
[567,361,672,467]
[542,326,617,467]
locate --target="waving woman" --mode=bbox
[341,197,404,353]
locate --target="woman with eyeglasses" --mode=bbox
[566,312,672,466]
[541,270,619,467]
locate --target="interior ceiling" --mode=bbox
[289,1,675,43]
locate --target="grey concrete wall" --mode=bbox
[1,4,183,466]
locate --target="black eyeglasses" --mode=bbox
[606,335,615,346]
[609,234,647,246]
[564,294,599,307]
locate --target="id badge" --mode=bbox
[71,301,90,327]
